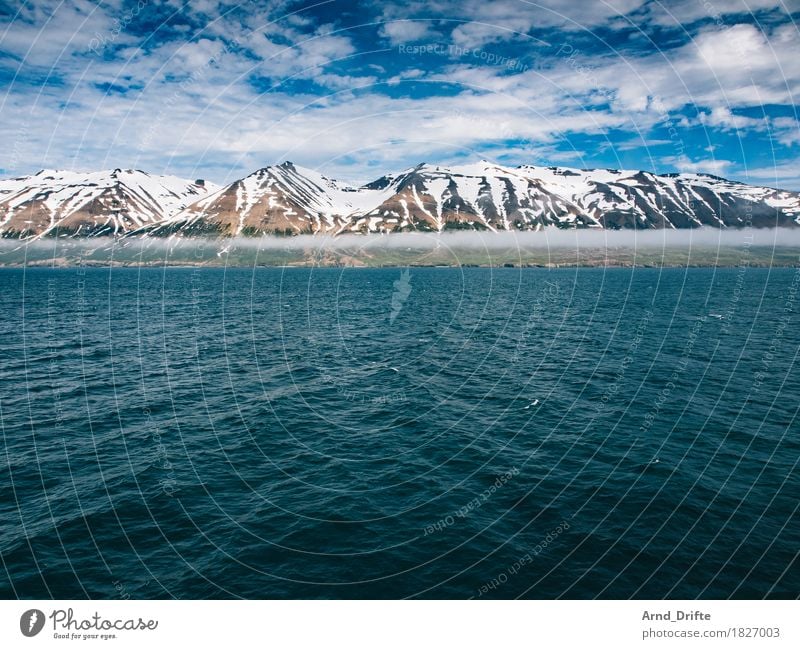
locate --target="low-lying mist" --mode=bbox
[243,228,800,250]
[7,227,800,250]
[2,228,798,267]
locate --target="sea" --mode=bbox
[0,266,798,599]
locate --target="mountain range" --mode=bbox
[2,162,798,239]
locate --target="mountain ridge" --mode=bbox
[2,162,798,239]
[0,168,218,239]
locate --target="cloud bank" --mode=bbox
[1,0,798,188]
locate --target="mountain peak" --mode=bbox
[0,168,218,239]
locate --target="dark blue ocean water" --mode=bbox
[0,266,798,599]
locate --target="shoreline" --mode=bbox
[1,260,797,269]
[2,236,798,269]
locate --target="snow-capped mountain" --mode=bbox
[139,161,395,237]
[141,161,800,236]
[355,161,599,232]
[0,169,217,238]
[2,162,798,239]
[139,161,608,236]
[521,165,800,229]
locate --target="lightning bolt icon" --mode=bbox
[28,611,38,632]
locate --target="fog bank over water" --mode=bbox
[251,228,800,250]
[2,228,799,267]
[11,227,800,250]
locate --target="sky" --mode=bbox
[1,0,799,188]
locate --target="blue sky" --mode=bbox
[1,0,799,188]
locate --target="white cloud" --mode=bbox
[643,0,788,27]
[672,158,733,174]
[743,161,800,188]
[547,22,800,114]
[447,0,648,46]
[770,117,800,146]
[698,106,767,130]
[0,0,128,67]
[379,20,437,45]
